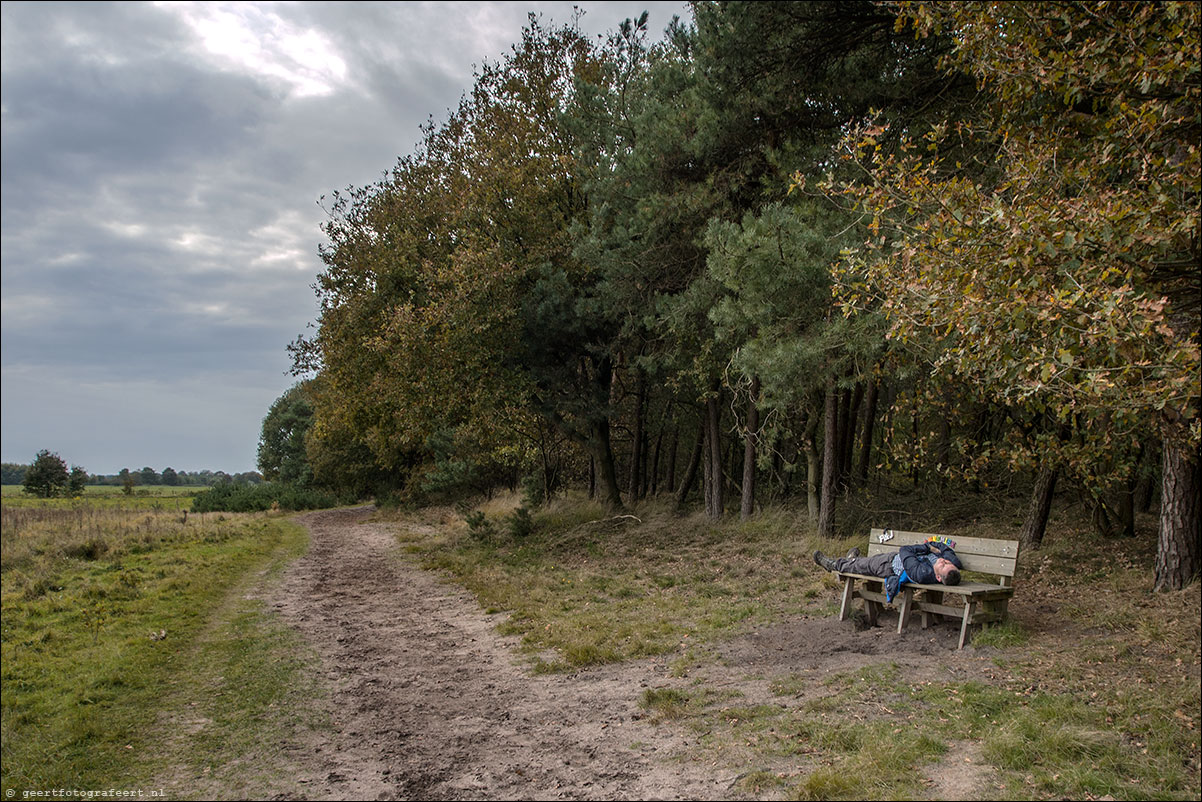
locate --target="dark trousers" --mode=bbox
[832,552,894,578]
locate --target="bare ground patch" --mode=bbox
[264,506,749,800]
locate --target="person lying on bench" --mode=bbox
[814,541,963,603]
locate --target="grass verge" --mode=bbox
[1,501,318,796]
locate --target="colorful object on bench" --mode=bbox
[926,535,956,549]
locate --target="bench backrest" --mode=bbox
[866,528,1020,586]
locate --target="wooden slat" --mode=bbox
[836,573,1015,601]
[913,599,1009,620]
[865,545,1018,577]
[866,529,1019,577]
[907,581,1014,598]
[869,529,1020,559]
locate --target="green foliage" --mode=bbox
[506,506,535,539]
[518,473,548,510]
[257,381,316,486]
[821,0,1200,584]
[1,462,28,485]
[463,510,497,542]
[296,16,625,505]
[190,482,339,513]
[23,450,71,498]
[282,3,1196,582]
[67,466,88,496]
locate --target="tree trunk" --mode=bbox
[935,413,951,489]
[590,418,623,511]
[1154,434,1200,591]
[841,384,862,493]
[675,418,703,508]
[856,380,878,488]
[804,409,820,525]
[1136,474,1156,513]
[1021,464,1060,549]
[665,424,679,496]
[833,387,849,490]
[649,425,664,497]
[817,386,839,538]
[741,376,761,521]
[704,392,724,520]
[627,369,646,501]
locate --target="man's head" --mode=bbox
[934,558,961,586]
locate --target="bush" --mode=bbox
[520,474,545,508]
[507,506,535,538]
[191,482,339,513]
[463,510,496,541]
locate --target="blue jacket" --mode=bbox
[885,543,963,601]
[898,542,962,585]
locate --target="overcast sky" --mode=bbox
[1,0,689,475]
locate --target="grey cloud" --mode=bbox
[2,1,690,473]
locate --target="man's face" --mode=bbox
[933,558,955,583]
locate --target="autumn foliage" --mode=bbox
[289,3,1199,590]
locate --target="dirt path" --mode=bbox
[268,506,748,801]
[265,506,996,801]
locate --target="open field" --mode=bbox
[1,497,312,794]
[1,484,206,496]
[2,484,204,507]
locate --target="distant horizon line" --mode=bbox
[1,460,259,476]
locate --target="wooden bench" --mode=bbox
[834,528,1020,649]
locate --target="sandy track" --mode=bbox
[268,507,747,801]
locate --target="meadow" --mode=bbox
[1,487,315,795]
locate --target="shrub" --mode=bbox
[191,482,339,513]
[507,506,535,538]
[520,474,545,508]
[463,510,496,541]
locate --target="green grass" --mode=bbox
[2,483,204,499]
[144,570,327,799]
[1,499,316,793]
[1,485,201,515]
[635,662,1197,800]
[402,495,833,671]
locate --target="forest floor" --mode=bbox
[166,502,1199,801]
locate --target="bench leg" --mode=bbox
[866,599,881,627]
[897,588,914,633]
[989,597,1010,623]
[921,590,944,629]
[958,600,977,649]
[839,577,855,622]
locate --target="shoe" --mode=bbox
[813,550,838,572]
[846,547,861,559]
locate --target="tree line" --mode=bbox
[276,2,1198,590]
[3,457,262,493]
